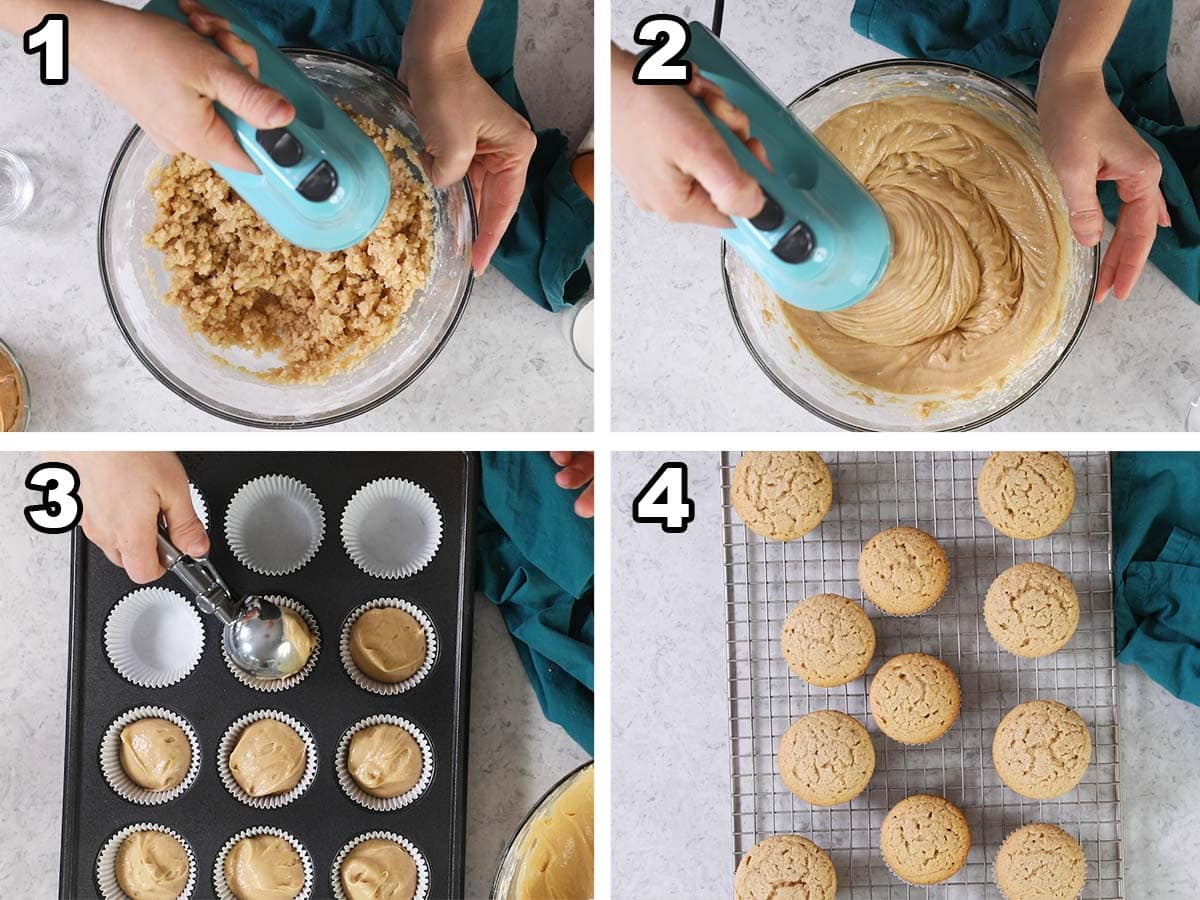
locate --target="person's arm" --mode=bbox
[399,0,536,274]
[1038,0,1169,301]
[2,0,292,172]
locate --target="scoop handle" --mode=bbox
[157,526,239,625]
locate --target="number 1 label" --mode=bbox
[24,14,69,86]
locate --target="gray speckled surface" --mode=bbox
[613,451,1200,899]
[0,451,588,898]
[611,2,1200,432]
[0,0,593,432]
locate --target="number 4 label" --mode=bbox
[633,462,695,533]
[24,14,69,86]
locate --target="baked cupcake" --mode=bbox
[781,594,875,687]
[778,710,874,806]
[985,563,1079,658]
[734,834,836,900]
[229,719,307,798]
[869,653,960,744]
[223,834,305,900]
[995,823,1087,900]
[349,607,427,684]
[880,794,970,885]
[339,839,418,900]
[731,451,832,541]
[858,527,949,616]
[978,452,1075,539]
[348,724,424,799]
[993,701,1091,799]
[119,718,191,792]
[114,830,191,900]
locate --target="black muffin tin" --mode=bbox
[59,451,476,899]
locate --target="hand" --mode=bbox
[550,451,594,519]
[57,452,209,585]
[400,49,536,274]
[612,46,765,228]
[74,0,294,173]
[1037,68,1169,301]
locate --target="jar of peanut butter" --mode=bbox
[0,338,30,432]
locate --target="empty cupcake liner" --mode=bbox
[335,714,435,812]
[340,598,438,696]
[104,588,204,689]
[225,475,325,576]
[213,825,313,900]
[96,821,196,900]
[217,709,318,810]
[223,595,320,693]
[330,831,430,900]
[100,706,201,806]
[340,478,443,579]
[188,482,209,530]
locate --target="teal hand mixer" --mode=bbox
[683,21,891,311]
[142,0,392,252]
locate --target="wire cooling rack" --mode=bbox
[723,451,1123,898]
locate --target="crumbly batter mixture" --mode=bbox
[783,95,1069,396]
[147,114,433,384]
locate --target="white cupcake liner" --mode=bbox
[101,707,201,805]
[330,831,430,900]
[224,475,325,576]
[96,822,196,900]
[340,598,438,696]
[340,478,443,579]
[189,482,209,530]
[213,825,313,900]
[223,596,320,693]
[105,588,204,689]
[217,709,318,809]
[336,715,435,812]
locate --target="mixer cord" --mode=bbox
[712,0,725,36]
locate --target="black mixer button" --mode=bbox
[772,221,816,264]
[748,191,783,231]
[296,161,339,202]
[255,128,304,167]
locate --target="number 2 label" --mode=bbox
[632,15,691,85]
[24,14,69,86]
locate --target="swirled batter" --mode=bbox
[782,96,1069,396]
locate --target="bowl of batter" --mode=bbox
[725,60,1098,430]
[99,50,475,428]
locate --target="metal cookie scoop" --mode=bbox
[156,527,308,679]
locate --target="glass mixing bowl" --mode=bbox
[99,50,475,428]
[725,60,1098,431]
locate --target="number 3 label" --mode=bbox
[24,14,69,86]
[25,462,82,534]
[632,15,691,85]
[633,462,695,533]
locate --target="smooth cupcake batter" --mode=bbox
[516,765,594,900]
[340,838,418,900]
[119,718,191,791]
[782,95,1069,397]
[229,719,307,797]
[278,607,315,670]
[350,607,427,683]
[348,723,422,799]
[223,835,304,900]
[115,830,190,900]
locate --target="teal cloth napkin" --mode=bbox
[476,452,594,753]
[850,0,1200,302]
[1113,452,1200,704]
[237,0,593,311]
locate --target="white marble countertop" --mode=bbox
[0,0,593,432]
[613,451,1200,899]
[611,2,1200,432]
[0,451,588,898]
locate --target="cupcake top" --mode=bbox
[731,451,833,541]
[340,839,417,900]
[223,835,303,900]
[350,608,427,684]
[115,830,189,900]
[869,653,961,744]
[880,794,971,885]
[978,452,1075,539]
[993,700,1091,800]
[995,823,1087,900]
[857,526,949,616]
[984,562,1080,658]
[778,710,874,806]
[279,608,316,670]
[781,593,875,687]
[120,718,191,791]
[734,834,836,900]
[229,720,307,798]
[348,724,422,799]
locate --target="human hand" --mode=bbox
[399,49,536,274]
[550,451,594,519]
[612,45,765,228]
[57,452,209,585]
[74,0,294,173]
[1037,69,1169,302]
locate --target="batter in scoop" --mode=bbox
[782,95,1070,396]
